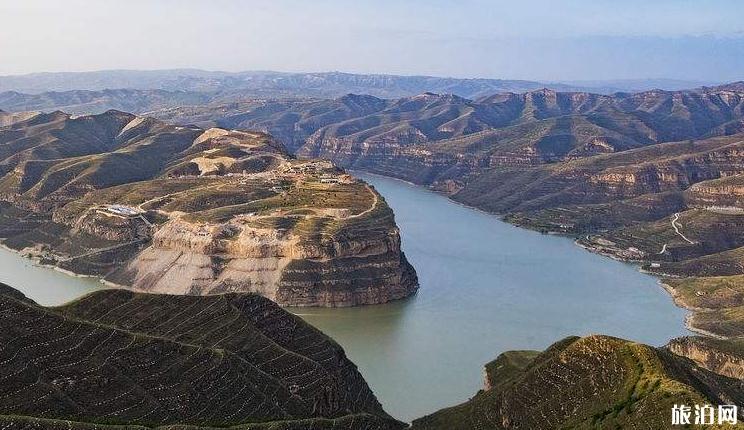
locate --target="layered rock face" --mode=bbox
[0,283,405,429]
[0,110,418,307]
[109,208,418,307]
[686,175,744,211]
[668,336,744,380]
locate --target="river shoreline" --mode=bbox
[1,171,698,340]
[356,170,705,341]
[0,242,104,280]
[0,167,701,345]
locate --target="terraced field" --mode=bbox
[411,336,744,429]
[0,283,404,429]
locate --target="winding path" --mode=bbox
[658,213,695,254]
[671,213,695,244]
[346,184,379,219]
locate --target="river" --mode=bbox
[290,173,688,421]
[0,173,689,422]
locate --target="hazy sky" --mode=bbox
[1,0,743,81]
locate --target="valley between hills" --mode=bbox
[1,72,744,428]
[1,282,742,429]
[113,80,744,343]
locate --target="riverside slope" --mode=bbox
[0,283,404,429]
[411,335,744,429]
[0,110,417,306]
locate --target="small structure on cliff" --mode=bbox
[102,205,142,217]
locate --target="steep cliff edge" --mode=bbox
[103,187,417,307]
[0,110,417,306]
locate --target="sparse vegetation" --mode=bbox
[0,110,418,306]
[411,336,744,429]
[0,283,404,429]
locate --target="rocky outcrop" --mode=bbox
[685,175,744,211]
[0,110,419,307]
[276,248,418,307]
[667,336,744,380]
[59,208,150,242]
[109,213,418,306]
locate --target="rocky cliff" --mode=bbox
[106,200,417,307]
[667,336,744,380]
[0,110,418,307]
[686,175,744,211]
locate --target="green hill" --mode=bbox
[411,336,744,430]
[0,283,404,429]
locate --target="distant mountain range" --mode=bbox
[0,69,717,98]
[137,83,744,158]
[0,88,213,115]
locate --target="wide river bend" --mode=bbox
[0,172,688,422]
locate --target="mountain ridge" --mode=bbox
[0,282,405,429]
[410,335,744,429]
[0,69,715,98]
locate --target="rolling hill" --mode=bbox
[0,283,404,429]
[411,335,744,429]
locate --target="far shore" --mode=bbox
[353,170,712,341]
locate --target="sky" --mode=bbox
[1,0,743,82]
